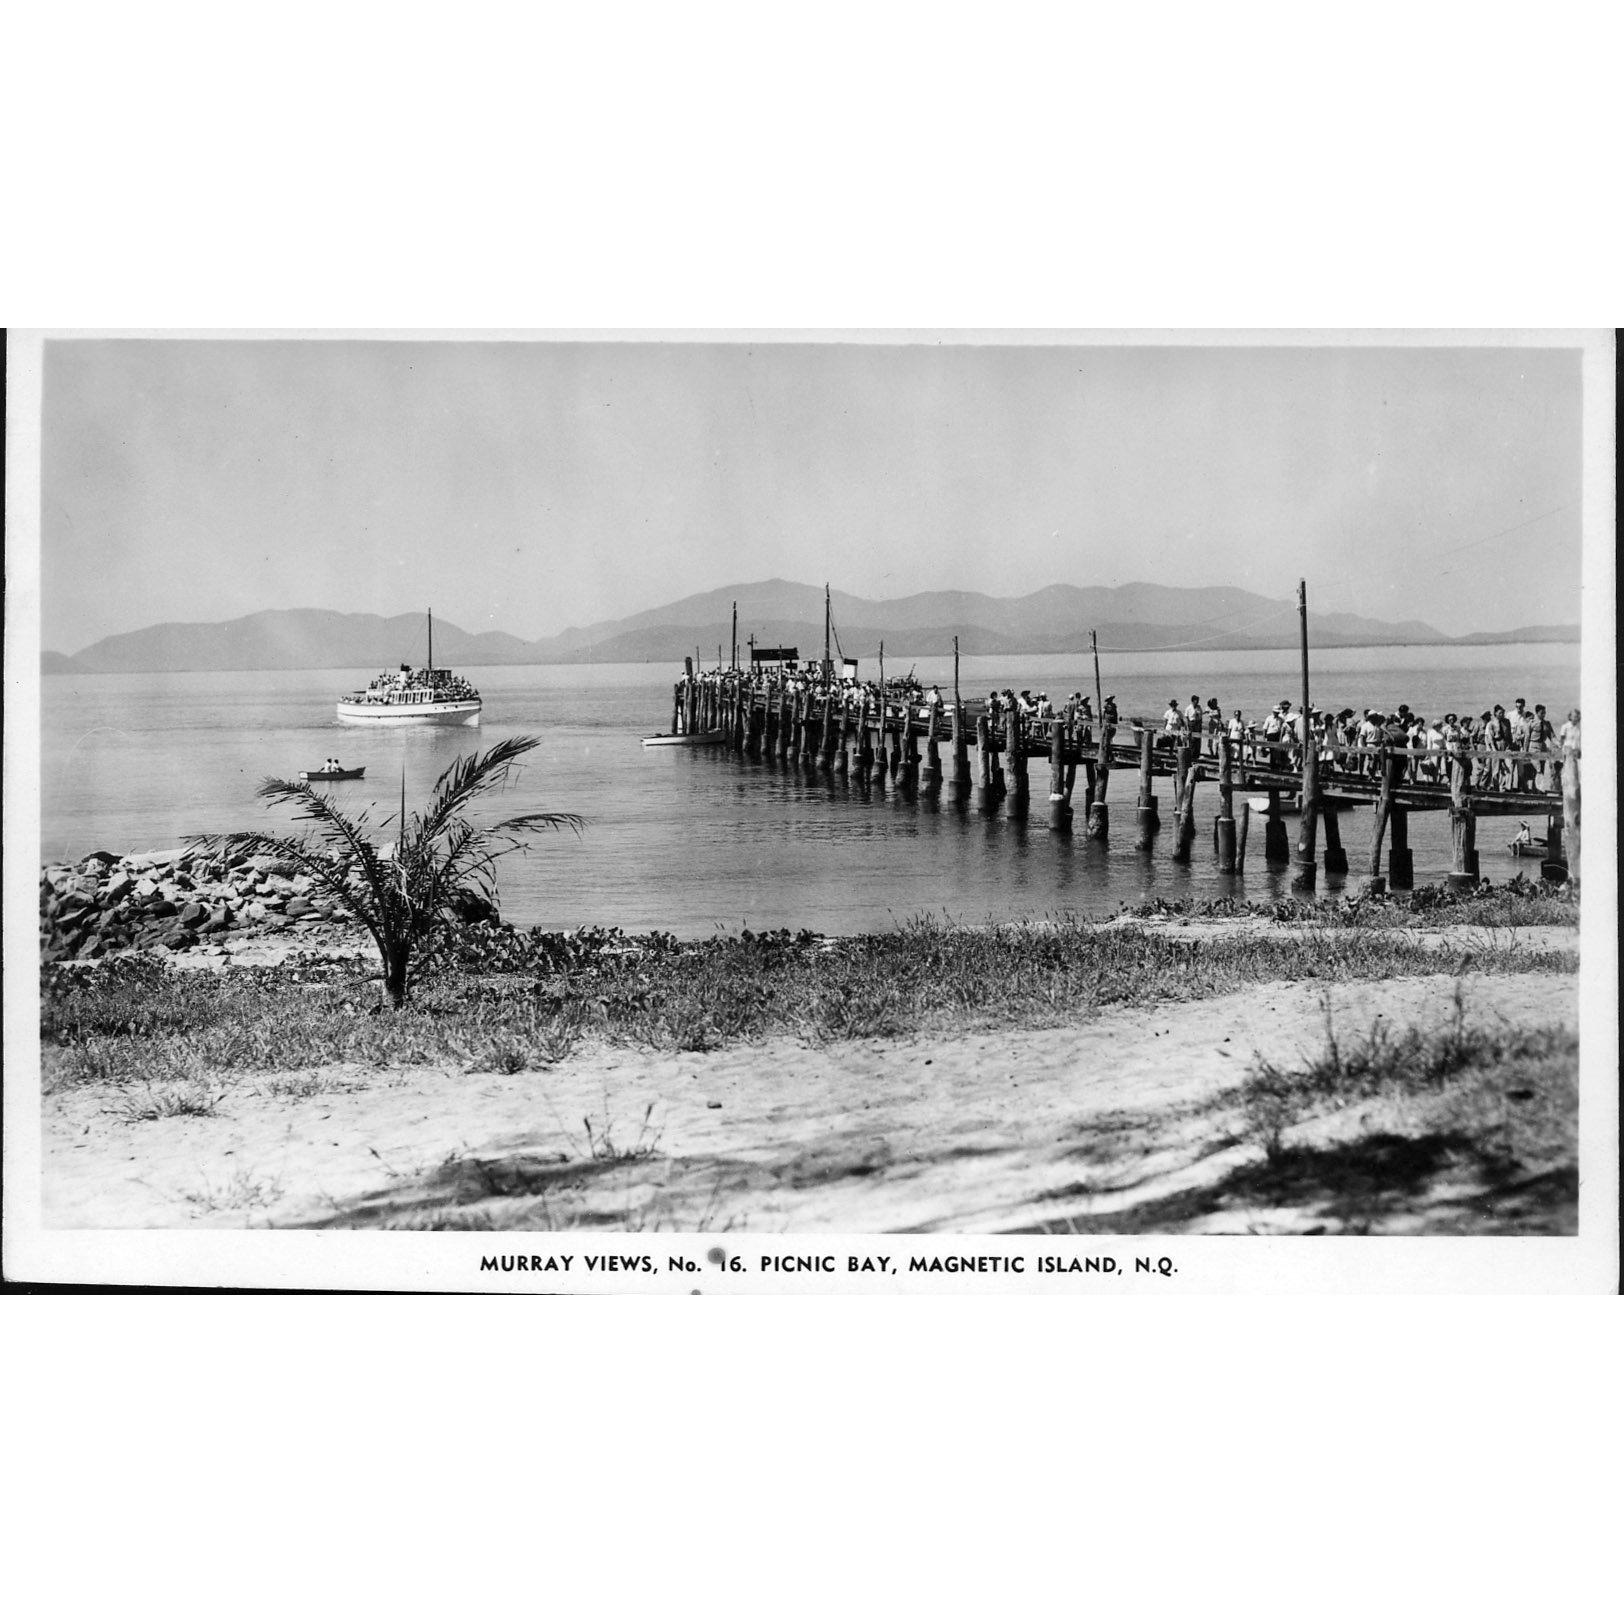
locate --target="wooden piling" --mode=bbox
[1236,800,1250,870]
[1135,727,1158,850]
[1388,802,1413,889]
[1086,718,1110,840]
[1291,717,1319,891]
[1004,712,1029,820]
[1172,737,1198,863]
[921,701,942,794]
[1366,748,1396,893]
[1446,755,1477,890]
[856,693,874,783]
[1048,718,1071,829]
[1563,737,1581,883]
[951,704,970,800]
[1322,806,1348,874]
[1541,805,1567,882]
[790,690,806,760]
[1264,788,1290,865]
[975,714,995,814]
[1215,735,1237,873]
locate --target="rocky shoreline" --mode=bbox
[39,848,365,966]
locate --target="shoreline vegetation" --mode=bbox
[37,854,1581,1235]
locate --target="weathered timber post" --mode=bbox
[1366,748,1396,894]
[833,693,851,776]
[921,701,942,795]
[899,701,919,785]
[1388,800,1414,889]
[1173,736,1198,863]
[1215,735,1237,873]
[1236,799,1250,870]
[1291,719,1319,891]
[1542,804,1567,881]
[1564,744,1581,884]
[1135,727,1158,850]
[856,693,874,783]
[790,690,806,760]
[777,687,792,760]
[975,714,994,814]
[951,703,970,800]
[1446,755,1477,891]
[1005,712,1029,820]
[1048,718,1071,829]
[872,701,891,788]
[1265,788,1290,865]
[1322,804,1349,874]
[818,691,836,768]
[1086,717,1110,840]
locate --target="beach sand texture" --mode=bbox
[42,961,1577,1236]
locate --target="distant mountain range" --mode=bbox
[42,580,1580,674]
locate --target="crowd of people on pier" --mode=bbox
[676,663,1578,796]
[1139,692,1578,794]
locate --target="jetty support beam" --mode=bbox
[1135,727,1158,850]
[1048,718,1071,829]
[1215,735,1237,873]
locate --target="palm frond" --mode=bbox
[415,734,544,845]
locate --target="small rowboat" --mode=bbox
[1506,836,1547,858]
[642,730,729,748]
[300,766,366,781]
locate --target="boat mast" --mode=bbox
[428,608,433,671]
[824,584,832,678]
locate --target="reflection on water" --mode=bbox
[40,646,1579,936]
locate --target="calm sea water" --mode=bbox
[39,645,1578,936]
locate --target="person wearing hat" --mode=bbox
[1261,701,1286,767]
[1162,698,1183,736]
[1101,694,1118,735]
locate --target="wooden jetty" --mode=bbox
[665,659,1579,890]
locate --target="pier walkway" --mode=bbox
[667,668,1581,891]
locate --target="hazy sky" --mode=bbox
[39,336,1585,651]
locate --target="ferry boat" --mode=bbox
[336,610,483,727]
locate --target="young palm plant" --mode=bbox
[196,735,581,1008]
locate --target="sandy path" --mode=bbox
[41,970,1577,1234]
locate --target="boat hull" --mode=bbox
[336,700,482,726]
[643,730,728,747]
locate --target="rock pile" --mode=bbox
[39,849,358,964]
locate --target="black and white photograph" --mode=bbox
[5,328,1615,1289]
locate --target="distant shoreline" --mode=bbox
[40,633,1584,676]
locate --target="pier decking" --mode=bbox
[668,667,1580,890]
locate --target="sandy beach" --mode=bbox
[40,917,1579,1234]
